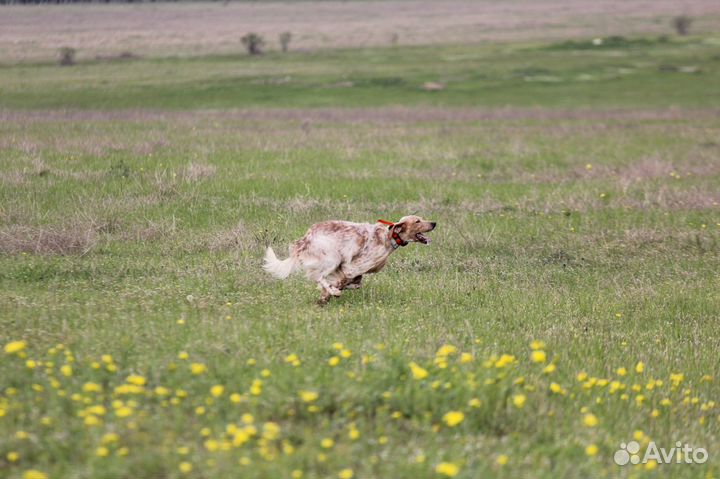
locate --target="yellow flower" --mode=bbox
[340,349,352,359]
[328,356,340,367]
[460,352,473,364]
[468,398,482,408]
[115,406,133,418]
[585,444,599,456]
[442,411,465,427]
[179,462,193,473]
[83,382,103,393]
[543,364,556,374]
[435,462,460,477]
[190,363,207,375]
[549,382,564,394]
[512,394,526,408]
[291,470,303,479]
[635,361,645,373]
[348,427,360,440]
[96,446,109,457]
[210,385,224,397]
[4,340,26,354]
[126,375,146,386]
[495,354,516,368]
[645,460,658,471]
[582,413,598,427]
[436,344,457,357]
[616,367,627,376]
[409,362,429,380]
[26,359,37,369]
[576,372,588,382]
[321,438,334,449]
[230,393,243,403]
[7,451,19,462]
[22,471,48,479]
[299,390,319,403]
[338,468,354,479]
[178,351,189,360]
[530,350,547,363]
[496,454,509,465]
[102,433,119,444]
[60,364,73,377]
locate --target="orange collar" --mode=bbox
[377,219,407,249]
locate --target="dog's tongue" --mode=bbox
[416,233,430,244]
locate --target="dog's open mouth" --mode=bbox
[415,233,430,244]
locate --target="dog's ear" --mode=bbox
[393,221,406,233]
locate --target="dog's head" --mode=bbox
[393,215,436,245]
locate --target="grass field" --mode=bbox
[1,2,720,479]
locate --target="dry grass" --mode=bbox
[1,0,720,63]
[0,222,97,256]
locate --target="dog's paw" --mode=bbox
[328,286,342,296]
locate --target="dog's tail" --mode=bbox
[263,246,299,279]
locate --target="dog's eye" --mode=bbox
[415,220,420,223]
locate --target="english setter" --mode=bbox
[263,215,436,304]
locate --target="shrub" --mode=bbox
[241,33,265,55]
[59,47,76,66]
[673,16,692,36]
[279,32,292,53]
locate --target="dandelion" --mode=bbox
[179,462,193,473]
[7,451,19,462]
[442,411,465,427]
[210,385,224,397]
[530,350,547,363]
[328,356,340,367]
[435,462,460,477]
[230,393,243,403]
[530,340,545,350]
[190,363,207,375]
[582,413,598,427]
[585,444,598,456]
[178,351,189,360]
[4,340,26,355]
[321,438,334,449]
[543,364,556,374]
[126,375,146,386]
[635,361,645,373]
[549,382,564,394]
[436,344,457,357]
[348,426,360,440]
[338,468,354,479]
[60,364,73,377]
[512,394,526,408]
[22,471,48,479]
[496,454,509,465]
[295,390,319,404]
[616,367,627,376]
[291,470,303,479]
[96,446,109,457]
[468,398,482,408]
[409,362,429,380]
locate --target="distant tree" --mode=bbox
[241,33,265,56]
[59,47,76,66]
[279,32,292,53]
[673,16,692,36]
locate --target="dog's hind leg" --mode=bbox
[343,275,363,290]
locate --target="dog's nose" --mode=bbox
[430,222,436,229]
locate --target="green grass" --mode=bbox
[1,33,719,479]
[2,36,720,109]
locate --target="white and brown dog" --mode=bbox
[263,215,436,304]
